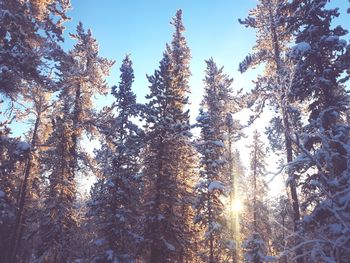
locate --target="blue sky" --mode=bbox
[63,0,259,110]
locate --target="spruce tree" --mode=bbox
[37,116,77,262]
[89,55,143,262]
[57,22,113,171]
[288,1,350,261]
[242,130,272,263]
[37,22,113,261]
[5,84,53,262]
[194,58,233,263]
[0,134,30,261]
[239,1,304,260]
[0,0,69,99]
[142,10,197,262]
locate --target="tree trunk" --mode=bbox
[253,141,258,233]
[7,115,40,262]
[282,109,303,263]
[268,2,304,259]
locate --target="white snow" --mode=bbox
[208,180,224,192]
[94,239,104,246]
[211,140,225,147]
[324,35,339,42]
[106,250,114,260]
[163,239,175,251]
[157,214,165,220]
[210,221,221,230]
[292,42,311,56]
[16,141,31,151]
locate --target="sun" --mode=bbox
[231,199,243,213]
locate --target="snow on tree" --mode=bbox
[88,55,144,262]
[239,1,305,261]
[241,130,273,263]
[0,1,70,256]
[37,22,113,262]
[0,133,30,257]
[0,0,70,99]
[57,21,114,164]
[269,195,294,263]
[5,83,54,262]
[194,58,233,263]
[242,232,274,263]
[288,0,350,261]
[141,10,198,262]
[36,116,78,262]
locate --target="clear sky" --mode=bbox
[62,0,260,108]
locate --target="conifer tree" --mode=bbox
[89,55,143,262]
[57,22,113,171]
[225,112,245,263]
[0,134,30,261]
[239,1,304,260]
[288,1,350,261]
[142,10,197,262]
[194,58,233,263]
[5,84,53,262]
[0,0,70,99]
[37,22,113,262]
[270,196,293,263]
[37,116,77,262]
[242,130,272,263]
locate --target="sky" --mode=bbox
[5,0,350,196]
[62,0,259,105]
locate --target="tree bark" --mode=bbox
[7,115,40,262]
[282,109,303,263]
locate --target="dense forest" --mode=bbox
[1,0,350,262]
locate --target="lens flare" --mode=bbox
[231,199,243,213]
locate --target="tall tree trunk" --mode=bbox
[282,109,303,263]
[268,2,304,259]
[149,135,164,263]
[7,115,40,262]
[208,194,214,263]
[70,84,82,173]
[253,152,257,233]
[228,127,237,263]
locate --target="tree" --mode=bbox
[36,116,78,262]
[5,83,53,262]
[37,22,113,261]
[89,55,144,262]
[239,1,304,261]
[228,148,246,263]
[0,0,70,100]
[269,195,294,263]
[242,130,272,263]
[194,58,233,263]
[142,10,197,262]
[0,134,30,262]
[242,233,270,263]
[57,22,113,172]
[288,1,350,261]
